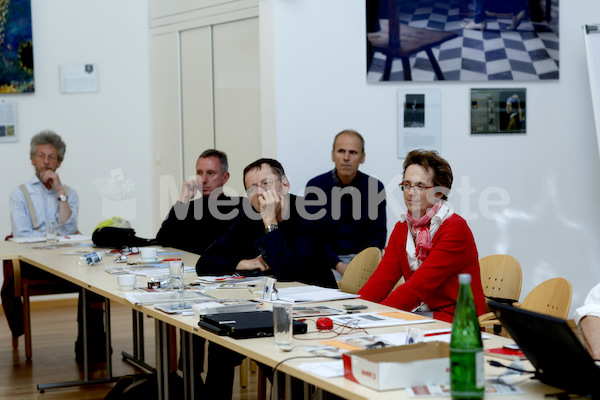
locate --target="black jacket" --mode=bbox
[196,194,337,288]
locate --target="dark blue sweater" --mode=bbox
[305,169,387,268]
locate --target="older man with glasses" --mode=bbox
[197,157,336,287]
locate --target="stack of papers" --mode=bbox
[292,305,347,318]
[191,300,259,315]
[124,290,214,306]
[9,234,92,243]
[275,286,360,303]
[327,311,433,329]
[105,265,195,276]
[194,275,265,289]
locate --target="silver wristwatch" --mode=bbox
[58,194,68,202]
[264,224,279,234]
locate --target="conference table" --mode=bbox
[0,239,562,400]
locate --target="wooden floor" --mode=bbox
[0,298,260,399]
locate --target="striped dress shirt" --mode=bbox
[9,176,79,237]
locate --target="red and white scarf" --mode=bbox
[406,202,442,262]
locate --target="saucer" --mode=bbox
[137,257,164,264]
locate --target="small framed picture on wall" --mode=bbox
[0,101,18,143]
[397,89,441,158]
[470,88,526,135]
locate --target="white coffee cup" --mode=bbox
[118,274,137,291]
[140,247,158,261]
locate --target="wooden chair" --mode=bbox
[480,254,523,306]
[2,235,77,359]
[519,277,572,319]
[15,258,77,359]
[481,277,573,336]
[368,0,458,81]
[477,254,523,333]
[338,247,382,294]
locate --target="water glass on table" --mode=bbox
[169,260,184,296]
[273,302,293,350]
[46,220,58,244]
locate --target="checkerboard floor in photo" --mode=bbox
[367,0,559,81]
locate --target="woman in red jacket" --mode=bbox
[358,149,486,322]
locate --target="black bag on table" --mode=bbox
[92,226,157,249]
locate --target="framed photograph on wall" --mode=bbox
[397,89,441,158]
[0,101,18,142]
[470,88,526,134]
[366,0,559,82]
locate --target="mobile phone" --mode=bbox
[343,304,368,311]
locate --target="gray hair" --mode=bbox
[30,130,66,162]
[199,149,229,173]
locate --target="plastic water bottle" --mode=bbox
[78,251,103,266]
[450,273,484,399]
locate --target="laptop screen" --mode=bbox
[488,301,600,397]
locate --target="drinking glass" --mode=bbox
[273,302,293,350]
[169,261,184,296]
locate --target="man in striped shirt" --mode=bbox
[3,130,105,363]
[9,130,79,237]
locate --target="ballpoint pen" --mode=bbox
[424,330,451,337]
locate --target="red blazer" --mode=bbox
[358,214,486,323]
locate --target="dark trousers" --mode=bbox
[1,260,106,359]
[179,338,245,400]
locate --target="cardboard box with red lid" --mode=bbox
[343,341,450,391]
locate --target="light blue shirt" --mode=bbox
[9,176,79,237]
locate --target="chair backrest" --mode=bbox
[338,247,382,294]
[479,254,523,303]
[520,277,573,319]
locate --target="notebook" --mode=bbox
[198,310,308,339]
[488,301,600,398]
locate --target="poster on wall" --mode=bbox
[366,0,559,82]
[397,89,441,158]
[0,101,18,142]
[470,88,526,134]
[0,0,34,93]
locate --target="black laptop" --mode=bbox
[488,301,600,398]
[198,310,308,339]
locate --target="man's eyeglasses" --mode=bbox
[246,179,282,196]
[36,154,57,162]
[399,181,434,192]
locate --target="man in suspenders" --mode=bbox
[10,130,79,237]
[3,130,105,363]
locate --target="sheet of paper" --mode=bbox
[105,265,194,276]
[9,234,92,243]
[296,360,344,378]
[328,312,434,329]
[9,236,46,243]
[276,286,360,303]
[58,234,91,242]
[123,290,214,306]
[406,382,524,397]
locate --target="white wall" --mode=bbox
[264,0,600,315]
[2,0,598,317]
[0,0,153,241]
